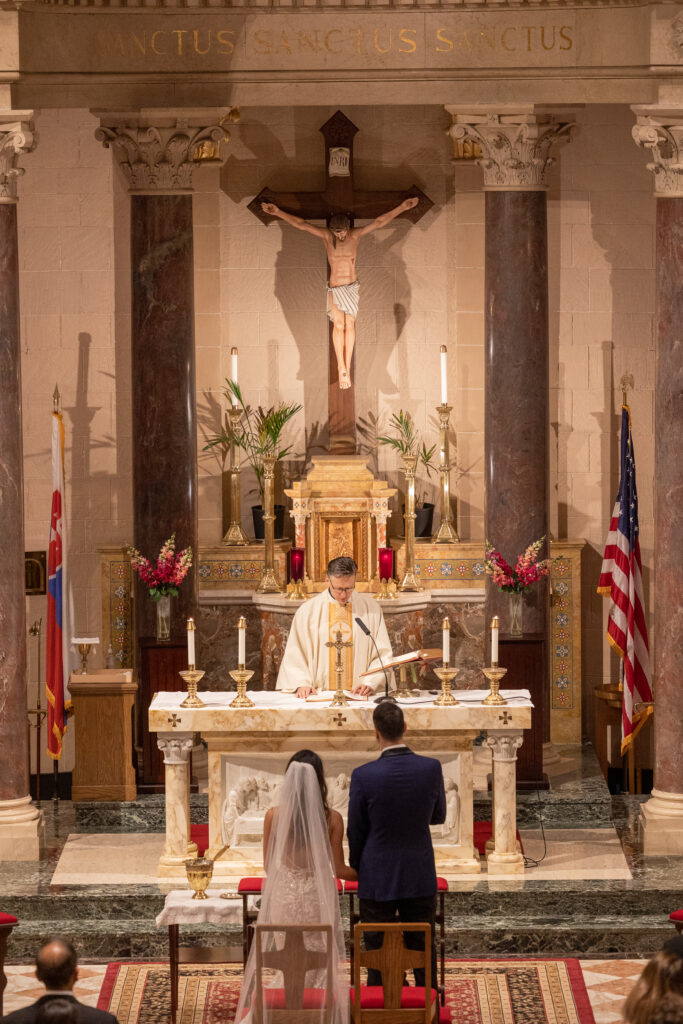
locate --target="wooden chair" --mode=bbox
[345,880,448,1002]
[253,922,335,1024]
[351,921,438,1024]
[240,877,343,967]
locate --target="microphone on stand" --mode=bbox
[355,617,396,704]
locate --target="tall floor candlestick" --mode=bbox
[222,405,250,546]
[256,455,283,593]
[434,403,458,543]
[399,452,421,592]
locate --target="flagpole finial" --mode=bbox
[53,384,61,413]
[620,372,634,408]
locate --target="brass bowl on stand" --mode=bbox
[185,857,214,899]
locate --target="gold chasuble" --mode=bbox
[275,588,394,694]
[328,601,354,691]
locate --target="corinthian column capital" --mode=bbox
[631,107,683,197]
[445,106,578,190]
[0,113,35,203]
[94,107,239,194]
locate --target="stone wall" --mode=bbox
[17,103,656,764]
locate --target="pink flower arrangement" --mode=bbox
[127,534,193,601]
[485,536,550,593]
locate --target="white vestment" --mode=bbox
[276,589,393,693]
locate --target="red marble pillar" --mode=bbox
[0,116,42,859]
[96,114,231,643]
[484,190,550,639]
[632,108,683,852]
[0,201,29,805]
[651,196,683,799]
[131,194,197,639]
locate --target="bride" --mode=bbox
[234,751,354,1024]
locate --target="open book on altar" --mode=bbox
[359,648,442,677]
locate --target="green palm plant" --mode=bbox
[204,380,302,501]
[377,410,437,508]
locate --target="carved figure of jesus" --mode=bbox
[261,197,419,389]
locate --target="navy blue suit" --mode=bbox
[347,746,446,988]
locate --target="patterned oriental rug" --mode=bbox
[98,959,596,1024]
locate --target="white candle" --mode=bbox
[238,616,246,666]
[491,616,499,665]
[440,345,448,406]
[442,617,450,665]
[187,618,196,667]
[231,347,239,406]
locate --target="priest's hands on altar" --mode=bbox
[295,683,374,699]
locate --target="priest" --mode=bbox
[276,556,393,699]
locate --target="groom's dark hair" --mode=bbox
[373,702,405,742]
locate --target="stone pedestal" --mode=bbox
[632,108,683,856]
[0,114,43,862]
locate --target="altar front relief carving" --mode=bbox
[219,752,463,856]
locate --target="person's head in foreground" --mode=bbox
[326,556,357,606]
[35,937,78,992]
[287,749,329,817]
[373,701,405,746]
[623,935,683,1024]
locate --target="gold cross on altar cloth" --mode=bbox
[326,627,353,707]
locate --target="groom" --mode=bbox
[347,702,446,990]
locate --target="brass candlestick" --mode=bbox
[375,578,396,601]
[482,666,508,705]
[179,667,206,708]
[434,403,459,543]
[396,665,411,700]
[433,664,459,706]
[223,405,250,546]
[326,627,352,707]
[229,666,255,708]
[256,455,283,594]
[399,452,421,592]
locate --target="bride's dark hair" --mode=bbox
[287,749,329,818]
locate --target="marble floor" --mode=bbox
[2,744,682,964]
[2,958,648,1021]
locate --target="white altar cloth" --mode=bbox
[150,689,532,711]
[156,889,241,928]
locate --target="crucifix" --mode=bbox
[325,626,353,708]
[248,110,433,454]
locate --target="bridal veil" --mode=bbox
[234,760,349,1024]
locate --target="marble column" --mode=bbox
[631,108,683,855]
[0,114,44,862]
[95,112,231,639]
[486,730,524,873]
[157,732,195,870]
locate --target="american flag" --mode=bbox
[46,410,72,759]
[597,404,653,752]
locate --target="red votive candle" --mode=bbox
[378,547,394,582]
[289,548,305,582]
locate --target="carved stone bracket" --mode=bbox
[0,114,35,203]
[157,732,194,765]
[94,110,238,193]
[632,107,683,197]
[486,730,524,762]
[445,107,578,190]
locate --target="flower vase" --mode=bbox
[508,591,523,637]
[156,594,172,642]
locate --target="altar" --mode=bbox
[149,689,532,882]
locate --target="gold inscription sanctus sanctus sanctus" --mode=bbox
[96,22,573,61]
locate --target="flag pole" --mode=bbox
[52,384,61,809]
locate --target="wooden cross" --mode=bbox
[248,110,433,454]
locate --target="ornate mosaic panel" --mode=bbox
[413,557,487,582]
[101,552,133,668]
[198,559,265,583]
[550,556,574,710]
